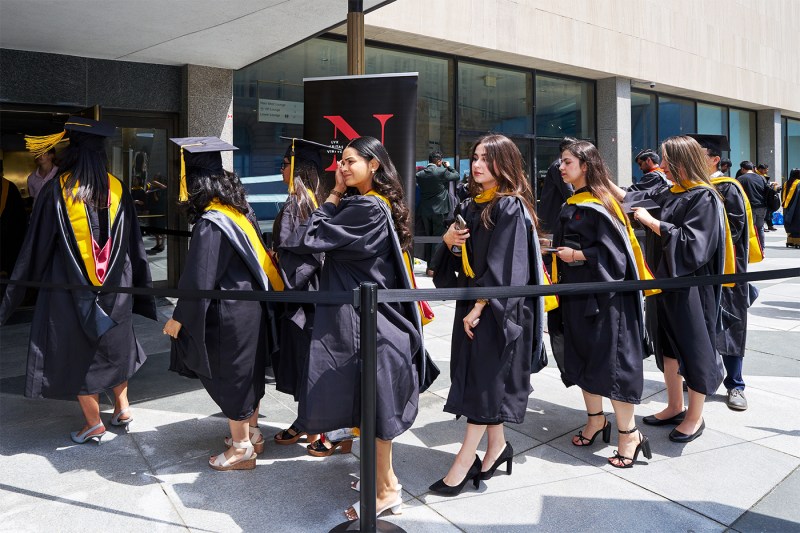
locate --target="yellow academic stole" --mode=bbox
[561,191,660,297]
[62,173,122,286]
[671,182,736,286]
[204,200,285,291]
[711,177,763,264]
[783,180,798,210]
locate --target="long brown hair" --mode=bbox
[660,136,714,189]
[345,136,413,252]
[561,140,618,217]
[291,159,323,220]
[468,134,538,229]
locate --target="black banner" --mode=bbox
[303,73,419,213]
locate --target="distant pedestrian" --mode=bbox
[415,150,459,276]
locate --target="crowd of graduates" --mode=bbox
[2,116,799,520]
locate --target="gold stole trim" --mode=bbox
[783,180,799,209]
[204,200,284,291]
[711,177,764,264]
[0,180,9,216]
[460,187,497,278]
[670,182,736,286]
[564,192,660,297]
[61,173,122,286]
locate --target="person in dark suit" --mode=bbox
[737,161,769,250]
[415,150,458,275]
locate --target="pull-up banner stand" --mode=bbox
[303,73,419,221]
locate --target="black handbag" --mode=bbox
[766,185,781,211]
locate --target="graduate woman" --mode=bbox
[0,117,157,443]
[783,168,800,247]
[552,140,655,467]
[164,137,276,471]
[432,134,546,493]
[271,139,324,449]
[279,136,429,519]
[613,135,731,443]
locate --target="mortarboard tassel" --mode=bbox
[179,146,189,202]
[25,131,67,158]
[288,138,296,195]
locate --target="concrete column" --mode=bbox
[596,77,632,186]
[181,64,234,169]
[757,109,782,181]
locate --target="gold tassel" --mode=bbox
[179,147,188,202]
[288,138,296,195]
[24,131,66,158]
[461,242,475,278]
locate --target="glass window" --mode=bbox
[729,108,756,167]
[366,47,454,166]
[535,74,595,139]
[785,117,800,181]
[697,102,728,135]
[458,62,531,135]
[658,96,695,141]
[631,91,657,181]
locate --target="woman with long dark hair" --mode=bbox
[164,137,276,471]
[431,133,547,494]
[553,140,655,468]
[613,135,730,444]
[0,117,156,443]
[783,168,800,247]
[272,139,325,448]
[279,136,429,519]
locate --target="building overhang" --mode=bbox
[0,0,393,70]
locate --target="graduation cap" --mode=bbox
[687,134,730,156]
[24,115,115,158]
[280,136,341,194]
[170,136,238,201]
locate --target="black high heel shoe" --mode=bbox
[572,411,611,447]
[429,455,482,496]
[480,441,514,480]
[608,426,652,468]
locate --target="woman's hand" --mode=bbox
[632,207,661,235]
[443,223,470,251]
[163,318,182,339]
[334,162,347,193]
[462,301,485,340]
[556,247,584,263]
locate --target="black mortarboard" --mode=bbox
[279,136,341,194]
[170,137,238,201]
[24,115,115,158]
[687,134,730,155]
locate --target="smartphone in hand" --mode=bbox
[452,214,467,253]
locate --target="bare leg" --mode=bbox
[481,424,507,472]
[443,423,486,486]
[572,389,605,445]
[609,399,639,466]
[76,394,104,435]
[650,357,686,420]
[111,381,130,421]
[376,439,400,505]
[675,388,705,435]
[213,419,250,463]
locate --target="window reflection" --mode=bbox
[658,96,695,141]
[535,74,594,139]
[729,108,755,166]
[458,62,531,134]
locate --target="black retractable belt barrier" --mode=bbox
[138,226,192,238]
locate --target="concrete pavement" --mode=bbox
[1,230,799,532]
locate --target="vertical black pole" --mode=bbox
[359,281,378,532]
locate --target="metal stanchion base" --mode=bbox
[329,518,407,532]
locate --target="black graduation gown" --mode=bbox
[0,178,28,280]
[433,196,538,424]
[553,200,646,404]
[626,175,670,361]
[271,197,320,400]
[170,211,268,421]
[0,177,156,398]
[279,196,424,440]
[624,186,726,395]
[783,182,800,237]
[538,160,573,235]
[714,180,750,358]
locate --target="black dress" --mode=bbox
[279,195,426,440]
[433,195,543,424]
[271,196,320,400]
[170,210,269,421]
[553,195,646,404]
[624,185,726,394]
[0,175,157,399]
